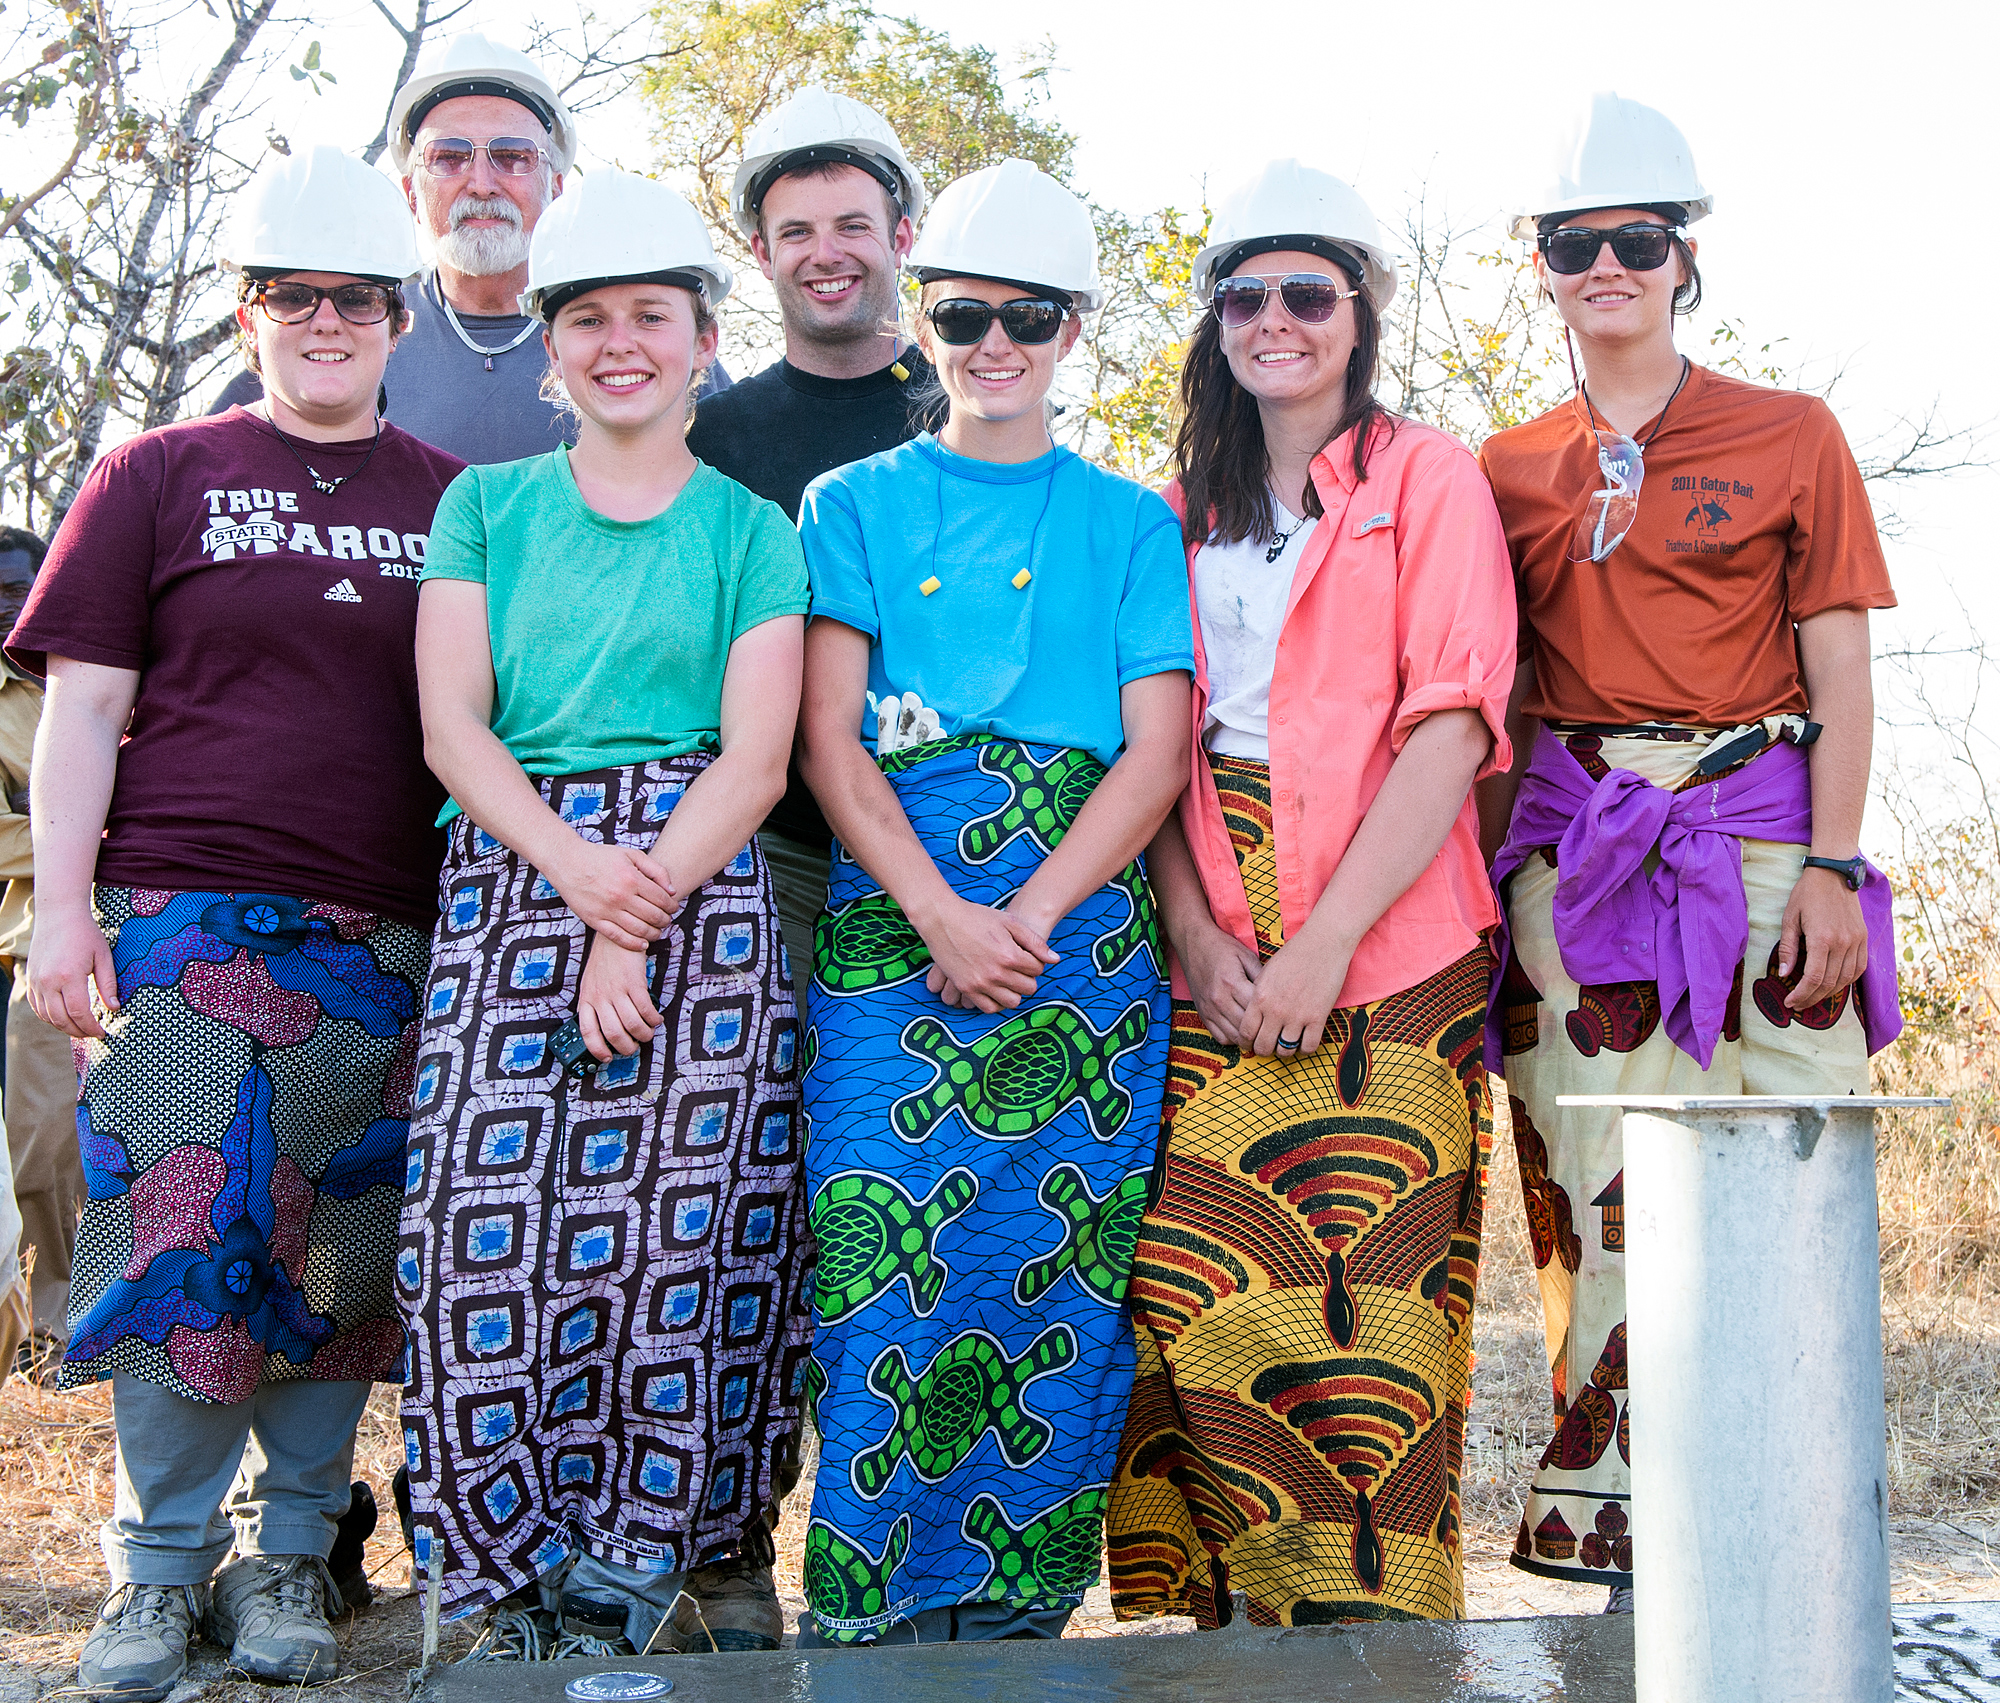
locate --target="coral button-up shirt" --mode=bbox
[1168,417,1517,1008]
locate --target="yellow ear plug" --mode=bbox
[919,576,941,597]
[1012,568,1032,589]
[891,360,911,382]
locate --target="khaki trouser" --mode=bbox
[6,964,83,1337]
[1501,730,1868,1586]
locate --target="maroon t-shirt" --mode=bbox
[8,407,464,927]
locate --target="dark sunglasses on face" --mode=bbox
[1211,272,1358,328]
[1538,222,1678,275]
[253,281,397,326]
[925,297,1069,346]
[419,137,548,178]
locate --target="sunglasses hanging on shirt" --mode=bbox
[1567,357,1690,564]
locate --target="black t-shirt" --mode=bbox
[686,350,933,847]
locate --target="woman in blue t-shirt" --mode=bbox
[405,171,809,1657]
[794,159,1194,1647]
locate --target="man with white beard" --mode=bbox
[212,34,726,461]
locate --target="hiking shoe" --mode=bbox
[665,1559,782,1653]
[327,1482,377,1611]
[1605,1585,1635,1615]
[79,1583,204,1701]
[208,1553,343,1683]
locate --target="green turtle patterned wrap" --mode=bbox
[802,735,1170,1642]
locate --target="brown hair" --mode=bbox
[234,275,407,376]
[1173,287,1394,548]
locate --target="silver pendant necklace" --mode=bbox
[434,275,539,372]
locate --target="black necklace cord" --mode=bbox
[261,411,384,498]
[1580,354,1691,452]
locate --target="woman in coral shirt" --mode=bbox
[1105,161,1515,1629]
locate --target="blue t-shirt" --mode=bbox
[800,434,1192,768]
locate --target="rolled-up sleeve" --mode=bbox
[1389,442,1518,779]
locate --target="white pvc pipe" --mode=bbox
[1558,1094,1947,1703]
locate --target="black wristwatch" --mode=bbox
[1802,854,1867,891]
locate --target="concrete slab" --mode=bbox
[420,1601,2000,1703]
[426,1614,1634,1703]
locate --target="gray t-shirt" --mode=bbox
[210,271,731,466]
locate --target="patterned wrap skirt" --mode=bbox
[398,756,810,1617]
[801,734,1170,1642]
[63,886,427,1402]
[1499,728,1866,1587]
[1107,753,1491,1626]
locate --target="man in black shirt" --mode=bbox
[688,90,931,985]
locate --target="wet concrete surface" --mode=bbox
[423,1600,2000,1702]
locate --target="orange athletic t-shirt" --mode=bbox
[1478,364,1895,726]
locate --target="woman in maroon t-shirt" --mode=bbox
[5,148,462,1698]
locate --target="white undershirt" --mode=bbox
[1194,498,1320,759]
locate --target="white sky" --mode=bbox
[181,0,2000,795]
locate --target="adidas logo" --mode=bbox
[323,578,362,603]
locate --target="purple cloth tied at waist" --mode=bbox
[1485,726,1902,1072]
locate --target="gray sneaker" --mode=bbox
[78,1582,204,1701]
[208,1554,343,1683]
[1605,1584,1635,1615]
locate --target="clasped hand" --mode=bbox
[920,894,1059,1014]
[1181,916,1351,1058]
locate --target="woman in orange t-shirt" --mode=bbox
[1476,95,1899,1610]
[1104,161,1515,1630]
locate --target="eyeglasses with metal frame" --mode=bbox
[417,137,549,179]
[1210,272,1359,328]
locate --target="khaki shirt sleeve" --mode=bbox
[0,677,38,883]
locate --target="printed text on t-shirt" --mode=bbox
[199,487,429,569]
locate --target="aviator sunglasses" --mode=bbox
[252,281,397,326]
[418,137,550,178]
[925,296,1070,346]
[1211,272,1358,328]
[1538,222,1678,275]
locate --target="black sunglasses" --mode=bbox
[253,281,398,326]
[925,297,1069,346]
[1538,223,1678,275]
[1211,272,1358,328]
[419,137,549,179]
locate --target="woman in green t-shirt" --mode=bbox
[403,170,810,1658]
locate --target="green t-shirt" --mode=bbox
[423,450,808,807]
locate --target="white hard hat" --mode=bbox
[908,159,1102,313]
[223,145,421,284]
[522,168,733,319]
[386,31,577,176]
[730,87,926,239]
[1192,159,1397,310]
[1510,92,1712,241]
